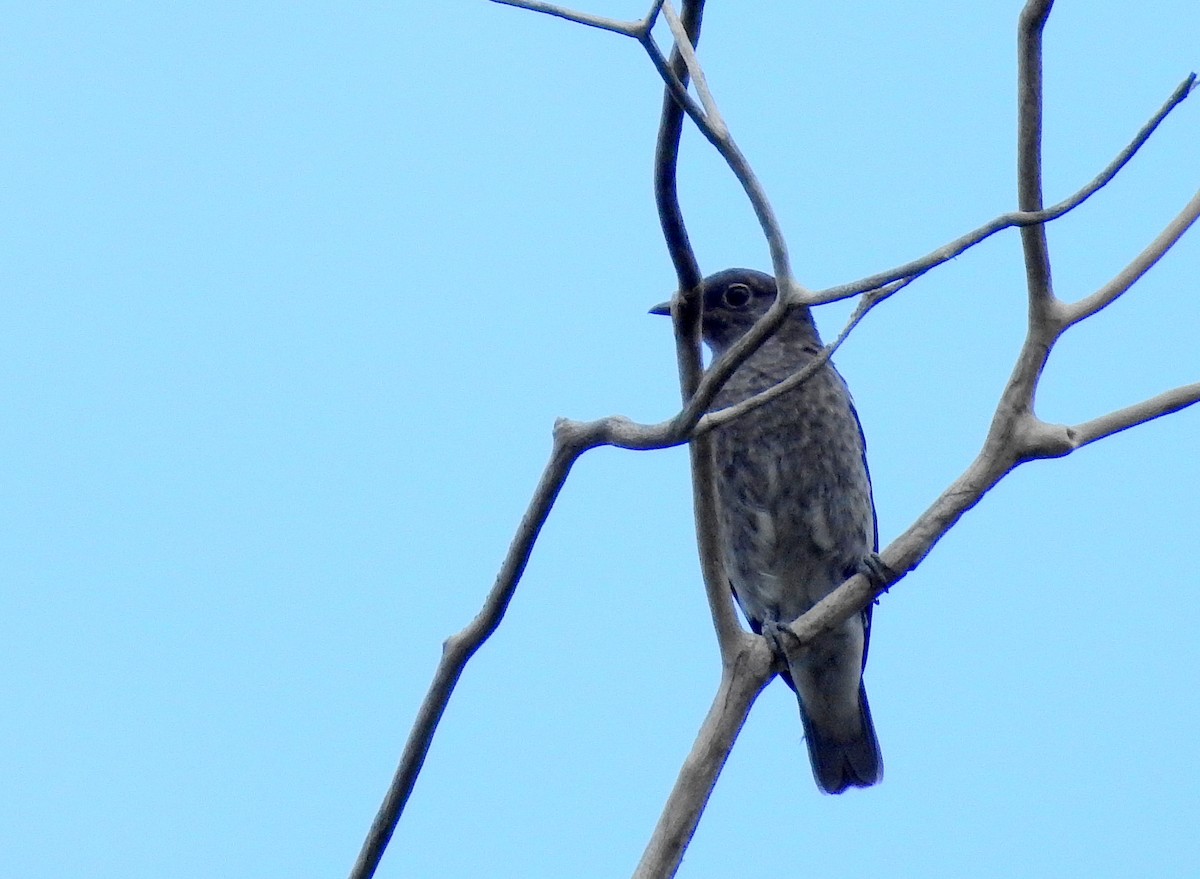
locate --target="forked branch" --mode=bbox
[349,4,1198,878]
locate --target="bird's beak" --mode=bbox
[649,300,672,316]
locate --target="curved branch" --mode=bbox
[640,61,796,311]
[661,1,725,134]
[347,439,582,879]
[649,0,745,655]
[638,1,801,311]
[666,59,1195,439]
[652,5,703,298]
[818,72,1196,306]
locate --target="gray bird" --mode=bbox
[653,268,883,794]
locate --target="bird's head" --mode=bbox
[650,268,783,355]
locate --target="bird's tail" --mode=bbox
[798,681,883,795]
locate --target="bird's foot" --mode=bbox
[857,552,898,593]
[761,618,803,672]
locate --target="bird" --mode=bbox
[652,268,883,794]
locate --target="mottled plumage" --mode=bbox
[656,268,883,794]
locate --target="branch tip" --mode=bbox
[489,0,645,37]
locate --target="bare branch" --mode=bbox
[661,1,726,135]
[642,37,714,137]
[697,278,915,436]
[642,41,796,294]
[632,634,773,879]
[653,6,703,306]
[649,0,745,655]
[644,0,667,28]
[640,38,798,304]
[778,381,1200,661]
[1062,186,1200,327]
[1016,0,1056,307]
[549,142,1196,459]
[356,8,1198,878]
[1067,383,1200,448]
[489,0,645,36]
[817,72,1197,306]
[347,440,582,879]
[786,449,1016,649]
[776,7,1199,678]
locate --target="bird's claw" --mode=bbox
[857,552,897,593]
[761,618,802,672]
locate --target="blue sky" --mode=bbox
[2,3,1198,877]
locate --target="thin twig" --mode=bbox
[490,0,644,36]
[643,0,668,29]
[642,30,810,440]
[638,46,797,299]
[1068,383,1200,447]
[817,72,1197,306]
[652,8,703,306]
[697,278,915,436]
[1062,187,1200,327]
[639,0,805,411]
[661,1,726,135]
[615,60,1196,443]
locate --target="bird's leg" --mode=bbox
[857,552,898,594]
[761,617,804,674]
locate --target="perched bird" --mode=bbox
[652,268,883,794]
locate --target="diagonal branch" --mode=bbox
[661,1,725,135]
[347,439,583,879]
[1062,186,1200,327]
[782,374,1200,710]
[645,56,1193,441]
[352,6,1198,878]
[818,72,1196,306]
[782,448,1013,652]
[638,4,805,434]
[696,277,915,436]
[1068,383,1200,448]
[631,632,773,879]
[636,28,797,294]
[489,0,646,36]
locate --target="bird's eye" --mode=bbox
[722,284,752,309]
